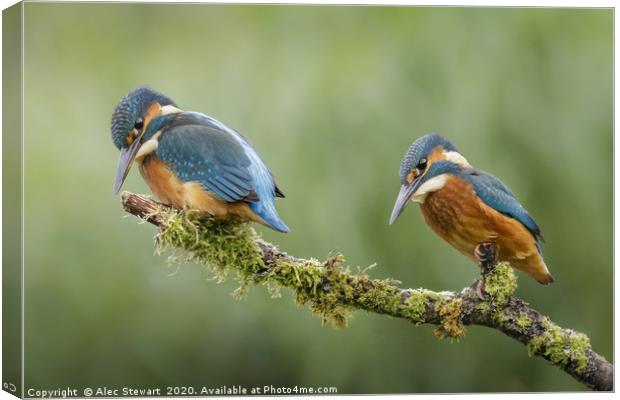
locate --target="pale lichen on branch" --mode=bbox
[121,191,613,391]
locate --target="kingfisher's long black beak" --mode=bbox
[389,180,421,225]
[113,137,143,194]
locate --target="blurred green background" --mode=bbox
[21,4,611,393]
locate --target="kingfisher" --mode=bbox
[110,86,289,233]
[389,133,553,285]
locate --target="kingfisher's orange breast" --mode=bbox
[137,155,266,225]
[420,175,552,284]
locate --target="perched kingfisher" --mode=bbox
[389,133,554,285]
[111,86,289,232]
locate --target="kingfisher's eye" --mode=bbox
[416,158,428,172]
[134,118,144,131]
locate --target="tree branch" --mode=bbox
[121,191,613,391]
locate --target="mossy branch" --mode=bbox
[121,191,613,391]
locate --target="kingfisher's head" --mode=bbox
[110,86,180,194]
[389,133,470,224]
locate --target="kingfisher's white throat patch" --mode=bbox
[412,174,448,203]
[444,151,471,167]
[134,106,181,162]
[135,131,162,162]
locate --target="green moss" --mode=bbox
[269,254,440,328]
[492,310,509,325]
[395,289,434,323]
[157,211,265,283]
[484,262,517,304]
[434,298,465,340]
[528,319,590,373]
[402,290,434,323]
[355,283,442,326]
[516,312,532,332]
[475,302,491,314]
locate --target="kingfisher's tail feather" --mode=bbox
[250,201,289,233]
[534,267,554,285]
[540,273,555,285]
[535,258,554,285]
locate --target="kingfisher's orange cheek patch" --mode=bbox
[126,131,136,145]
[143,102,163,129]
[407,170,416,184]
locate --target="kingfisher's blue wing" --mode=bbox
[157,116,258,203]
[462,169,544,242]
[156,112,289,232]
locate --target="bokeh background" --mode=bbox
[21,4,611,393]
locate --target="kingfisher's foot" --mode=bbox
[471,242,498,299]
[475,242,498,275]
